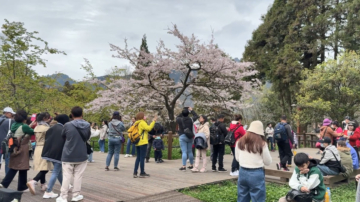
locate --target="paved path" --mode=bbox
[1,148,319,202]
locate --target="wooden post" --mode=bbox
[167,131,173,160]
[121,139,125,154]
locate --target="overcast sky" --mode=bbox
[0,0,273,80]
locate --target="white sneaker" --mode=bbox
[43,191,59,199]
[230,170,239,176]
[56,196,68,202]
[71,195,84,201]
[87,160,94,163]
[129,155,133,157]
[124,154,129,158]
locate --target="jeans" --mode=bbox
[154,150,162,161]
[179,135,194,166]
[267,136,274,150]
[1,169,27,191]
[231,147,239,172]
[47,162,62,192]
[146,138,154,160]
[106,137,121,168]
[134,144,147,174]
[237,167,266,202]
[0,153,10,175]
[98,139,105,152]
[87,148,93,162]
[126,138,136,155]
[212,144,225,169]
[317,165,339,176]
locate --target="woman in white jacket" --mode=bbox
[191,115,210,173]
[88,123,100,163]
[98,121,108,153]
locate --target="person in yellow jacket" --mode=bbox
[129,112,157,178]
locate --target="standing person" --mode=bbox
[56,106,91,202]
[265,123,275,152]
[153,135,165,163]
[343,116,351,131]
[177,107,198,171]
[229,114,246,176]
[332,121,343,134]
[125,117,136,158]
[191,115,210,173]
[0,107,16,174]
[87,123,99,163]
[211,114,228,172]
[129,112,157,178]
[210,117,216,161]
[98,120,108,153]
[27,112,52,195]
[147,122,164,163]
[105,112,125,171]
[0,110,34,192]
[347,121,360,161]
[41,114,70,199]
[275,115,293,171]
[235,121,272,202]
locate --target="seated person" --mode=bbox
[279,153,326,202]
[317,137,342,176]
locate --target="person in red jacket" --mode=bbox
[347,121,360,162]
[229,114,246,177]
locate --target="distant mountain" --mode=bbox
[47,73,76,85]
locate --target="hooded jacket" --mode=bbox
[320,126,342,145]
[61,119,91,163]
[319,145,341,172]
[349,127,360,147]
[42,123,66,164]
[229,121,246,147]
[289,159,326,201]
[108,119,125,137]
[0,115,14,143]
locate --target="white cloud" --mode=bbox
[0,0,273,80]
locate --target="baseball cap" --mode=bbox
[318,137,332,144]
[113,111,120,116]
[3,107,15,115]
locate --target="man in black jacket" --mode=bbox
[276,115,294,171]
[212,114,228,172]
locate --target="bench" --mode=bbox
[265,168,360,188]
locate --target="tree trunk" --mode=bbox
[166,107,177,133]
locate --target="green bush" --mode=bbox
[180,180,356,202]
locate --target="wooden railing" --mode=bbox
[297,133,318,148]
[91,131,180,160]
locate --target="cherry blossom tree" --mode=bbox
[86,25,257,131]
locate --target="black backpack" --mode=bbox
[225,124,242,146]
[210,124,219,145]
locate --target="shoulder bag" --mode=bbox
[329,150,347,173]
[181,118,194,139]
[111,123,125,143]
[75,127,92,155]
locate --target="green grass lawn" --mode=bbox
[180,180,356,202]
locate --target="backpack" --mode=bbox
[0,120,15,155]
[128,122,144,144]
[210,124,219,145]
[225,124,242,146]
[274,122,288,142]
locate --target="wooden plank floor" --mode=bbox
[0,148,320,202]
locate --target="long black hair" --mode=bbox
[103,120,109,127]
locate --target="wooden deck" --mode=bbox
[1,148,321,202]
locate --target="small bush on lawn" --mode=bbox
[180,180,356,202]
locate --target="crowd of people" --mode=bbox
[0,105,360,201]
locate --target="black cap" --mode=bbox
[345,116,350,120]
[319,137,331,144]
[113,111,120,116]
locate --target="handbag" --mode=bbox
[329,150,347,173]
[181,118,194,139]
[111,124,125,143]
[75,127,93,155]
[286,189,313,202]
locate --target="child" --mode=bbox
[153,136,164,163]
[279,153,326,202]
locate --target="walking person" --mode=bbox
[177,107,198,171]
[27,112,52,195]
[275,115,293,171]
[129,112,157,178]
[229,114,246,176]
[56,106,91,202]
[98,120,108,153]
[0,107,16,174]
[105,112,125,171]
[191,115,210,173]
[125,117,136,158]
[236,121,272,202]
[265,123,275,152]
[0,110,34,192]
[41,114,70,199]
[147,122,164,163]
[211,114,228,172]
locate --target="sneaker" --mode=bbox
[212,168,217,172]
[191,168,200,173]
[276,163,281,170]
[41,183,48,191]
[133,174,138,178]
[56,197,68,202]
[114,167,120,171]
[26,180,36,195]
[71,195,84,201]
[188,166,193,169]
[159,159,164,163]
[139,173,150,178]
[218,168,227,172]
[43,191,59,199]
[156,161,159,163]
[124,154,129,158]
[179,167,186,171]
[283,168,290,171]
[129,155,133,157]
[230,170,239,176]
[200,168,206,173]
